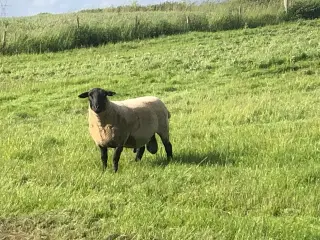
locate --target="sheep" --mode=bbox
[78,87,173,172]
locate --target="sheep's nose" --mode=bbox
[92,106,101,113]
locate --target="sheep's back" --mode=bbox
[113,96,169,145]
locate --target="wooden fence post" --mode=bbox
[134,15,140,37]
[186,15,190,30]
[76,16,80,28]
[238,5,242,25]
[135,15,139,29]
[1,28,7,54]
[284,0,289,13]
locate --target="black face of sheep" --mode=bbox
[78,88,116,113]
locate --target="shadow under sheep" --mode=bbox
[151,150,236,167]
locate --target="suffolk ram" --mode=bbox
[78,87,173,172]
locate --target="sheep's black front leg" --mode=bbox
[113,146,123,172]
[99,146,108,171]
[135,146,145,161]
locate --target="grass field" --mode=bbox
[0,18,320,239]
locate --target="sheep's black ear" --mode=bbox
[78,92,89,98]
[105,91,116,97]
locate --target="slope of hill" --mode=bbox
[0,18,320,239]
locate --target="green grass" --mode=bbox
[0,0,314,55]
[1,0,320,55]
[1,18,320,239]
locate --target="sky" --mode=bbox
[4,0,179,17]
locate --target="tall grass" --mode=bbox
[0,0,320,55]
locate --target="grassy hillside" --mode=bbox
[1,0,320,55]
[0,18,320,239]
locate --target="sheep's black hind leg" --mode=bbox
[99,146,108,172]
[135,146,145,161]
[113,146,123,173]
[161,138,173,160]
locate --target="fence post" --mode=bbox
[284,0,289,13]
[76,15,80,28]
[186,15,190,31]
[238,5,242,26]
[134,15,139,37]
[135,15,139,28]
[1,28,7,54]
